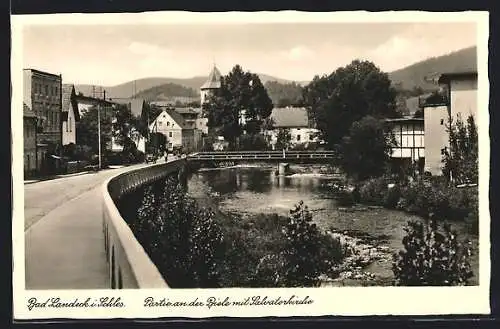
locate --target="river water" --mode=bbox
[187,164,479,286]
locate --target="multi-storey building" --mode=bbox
[422,70,478,176]
[23,103,38,177]
[23,69,63,148]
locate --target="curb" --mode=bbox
[24,171,93,185]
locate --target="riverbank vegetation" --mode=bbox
[133,176,348,288]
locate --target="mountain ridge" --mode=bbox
[73,46,477,100]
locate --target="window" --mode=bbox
[309,134,313,141]
[159,121,162,126]
[45,85,48,95]
[440,119,444,125]
[169,132,173,138]
[297,134,301,141]
[69,117,72,132]
[167,121,170,126]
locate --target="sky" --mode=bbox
[21,21,477,86]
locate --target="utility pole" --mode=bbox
[97,102,101,170]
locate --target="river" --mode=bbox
[187,164,479,286]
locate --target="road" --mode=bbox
[24,164,148,231]
[22,161,160,289]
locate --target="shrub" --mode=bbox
[358,177,388,205]
[280,201,329,287]
[135,176,224,288]
[384,185,401,209]
[393,218,474,286]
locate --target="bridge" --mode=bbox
[187,150,337,163]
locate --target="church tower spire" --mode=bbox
[200,64,222,105]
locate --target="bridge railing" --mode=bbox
[101,159,186,289]
[188,150,337,161]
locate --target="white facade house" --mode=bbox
[264,107,320,150]
[61,84,80,145]
[149,109,200,152]
[438,72,478,121]
[421,71,478,176]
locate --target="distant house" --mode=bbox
[23,103,38,177]
[149,109,201,152]
[61,84,80,145]
[385,117,425,174]
[264,107,320,150]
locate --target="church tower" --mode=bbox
[200,64,222,106]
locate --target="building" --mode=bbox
[23,103,38,177]
[149,109,200,152]
[385,117,425,174]
[75,95,116,151]
[264,107,320,150]
[422,93,449,176]
[23,69,63,148]
[422,70,478,176]
[200,65,222,105]
[199,65,223,135]
[438,71,478,121]
[61,84,80,145]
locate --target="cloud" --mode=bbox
[284,46,314,61]
[127,41,172,57]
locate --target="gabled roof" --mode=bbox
[151,109,190,130]
[165,109,189,128]
[269,107,310,128]
[200,65,222,90]
[110,98,146,117]
[61,84,80,121]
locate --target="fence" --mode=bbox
[101,159,187,288]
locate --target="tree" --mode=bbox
[393,218,473,286]
[76,105,113,154]
[275,128,292,150]
[112,103,138,146]
[303,60,399,149]
[442,114,478,185]
[264,80,304,107]
[203,65,273,144]
[340,115,394,181]
[146,132,168,155]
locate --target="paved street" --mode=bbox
[23,162,154,289]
